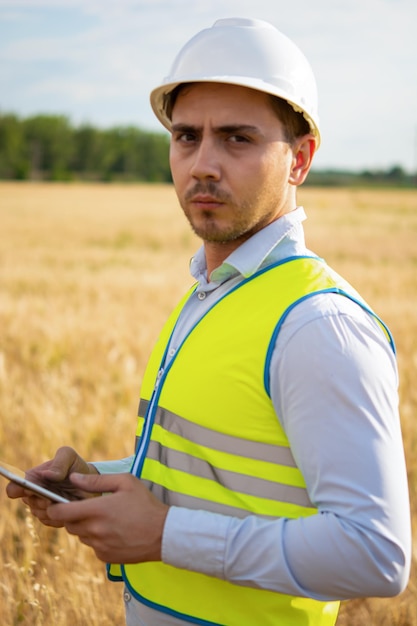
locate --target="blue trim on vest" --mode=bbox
[122,569,225,625]
[225,254,324,293]
[132,318,183,477]
[263,288,396,398]
[106,562,123,582]
[132,286,199,478]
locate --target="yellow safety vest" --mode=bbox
[108,256,393,626]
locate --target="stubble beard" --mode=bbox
[181,182,267,244]
[186,209,251,243]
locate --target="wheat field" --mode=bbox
[0,182,416,625]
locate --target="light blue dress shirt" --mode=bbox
[95,208,411,626]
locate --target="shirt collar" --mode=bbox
[190,207,307,289]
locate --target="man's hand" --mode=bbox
[46,472,169,564]
[6,446,99,527]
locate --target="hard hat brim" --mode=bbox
[150,77,321,148]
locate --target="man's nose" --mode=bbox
[190,138,221,180]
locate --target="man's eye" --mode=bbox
[178,132,197,143]
[229,135,250,143]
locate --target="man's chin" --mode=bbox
[189,219,246,244]
[192,227,242,244]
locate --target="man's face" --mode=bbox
[169,82,297,247]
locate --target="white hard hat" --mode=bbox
[150,17,321,147]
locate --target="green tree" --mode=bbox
[23,115,74,180]
[136,131,171,182]
[72,124,104,178]
[0,113,29,179]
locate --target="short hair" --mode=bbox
[165,83,311,144]
[267,95,311,143]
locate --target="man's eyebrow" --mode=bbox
[171,123,262,135]
[171,123,198,133]
[216,124,262,135]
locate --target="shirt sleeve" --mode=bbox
[92,456,134,475]
[162,293,411,600]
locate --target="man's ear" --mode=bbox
[289,134,317,186]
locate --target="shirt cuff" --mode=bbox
[91,456,134,475]
[162,506,230,579]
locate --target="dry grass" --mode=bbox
[0,182,416,625]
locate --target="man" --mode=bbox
[7,18,410,626]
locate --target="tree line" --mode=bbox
[0,113,172,182]
[0,112,415,186]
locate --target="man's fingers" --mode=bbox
[69,471,133,494]
[46,473,137,524]
[6,481,25,499]
[40,446,80,481]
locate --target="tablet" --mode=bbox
[0,461,71,504]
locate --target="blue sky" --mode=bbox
[1,0,416,172]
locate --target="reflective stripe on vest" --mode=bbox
[109,256,393,626]
[139,403,314,516]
